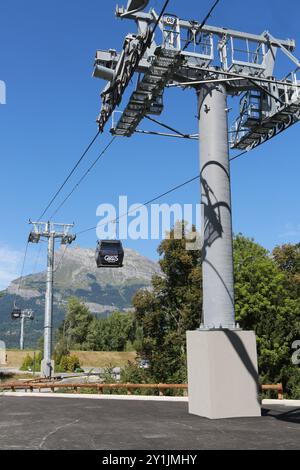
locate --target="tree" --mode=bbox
[60,297,94,350]
[133,224,202,383]
[133,230,300,397]
[85,312,135,351]
[272,243,300,298]
[108,311,135,351]
[233,235,300,397]
[272,243,300,275]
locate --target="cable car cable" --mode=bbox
[183,0,221,51]
[38,1,170,222]
[32,244,43,276]
[135,129,198,139]
[17,241,30,295]
[50,136,116,218]
[247,78,286,107]
[20,146,247,279]
[13,2,190,292]
[54,245,69,273]
[76,174,201,236]
[152,0,171,37]
[10,239,30,315]
[37,131,100,220]
[144,115,191,138]
[75,148,251,237]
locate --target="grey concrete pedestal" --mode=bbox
[187,330,261,419]
[41,359,55,379]
[0,341,6,365]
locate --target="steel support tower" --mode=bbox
[11,309,34,350]
[28,221,76,378]
[198,83,235,328]
[92,0,300,418]
[19,309,34,350]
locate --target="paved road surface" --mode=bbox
[0,396,299,450]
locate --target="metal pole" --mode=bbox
[33,351,36,377]
[29,220,75,377]
[43,230,55,378]
[198,83,235,329]
[20,315,25,350]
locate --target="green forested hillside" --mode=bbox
[0,247,161,348]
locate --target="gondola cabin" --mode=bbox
[95,240,124,268]
[11,308,22,320]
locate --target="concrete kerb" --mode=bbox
[0,391,189,401]
[1,392,299,408]
[262,399,300,407]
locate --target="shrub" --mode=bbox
[20,352,42,372]
[58,354,81,372]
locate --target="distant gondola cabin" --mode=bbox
[11,308,22,320]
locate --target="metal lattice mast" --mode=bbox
[28,221,76,378]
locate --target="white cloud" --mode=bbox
[0,243,45,291]
[279,223,300,239]
[0,244,23,290]
[0,80,6,105]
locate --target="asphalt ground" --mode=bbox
[0,396,299,450]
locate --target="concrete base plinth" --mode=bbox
[187,330,261,419]
[0,341,6,365]
[41,359,55,379]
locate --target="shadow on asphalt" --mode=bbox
[262,407,300,425]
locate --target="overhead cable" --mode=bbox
[38,131,100,220]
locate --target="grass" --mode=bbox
[4,350,137,369]
[4,350,40,368]
[0,372,35,384]
[70,351,137,368]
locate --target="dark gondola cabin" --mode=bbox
[95,240,124,268]
[11,308,22,320]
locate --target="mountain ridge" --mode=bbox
[0,246,161,348]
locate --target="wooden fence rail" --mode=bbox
[0,382,284,399]
[261,383,283,400]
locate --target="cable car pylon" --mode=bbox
[28,220,76,378]
[92,0,300,419]
[11,307,34,350]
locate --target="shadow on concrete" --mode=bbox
[224,330,261,405]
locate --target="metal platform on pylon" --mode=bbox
[111,47,182,136]
[94,4,300,153]
[230,74,300,150]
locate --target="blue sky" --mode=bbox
[0,0,300,289]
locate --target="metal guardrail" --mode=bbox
[0,382,284,399]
